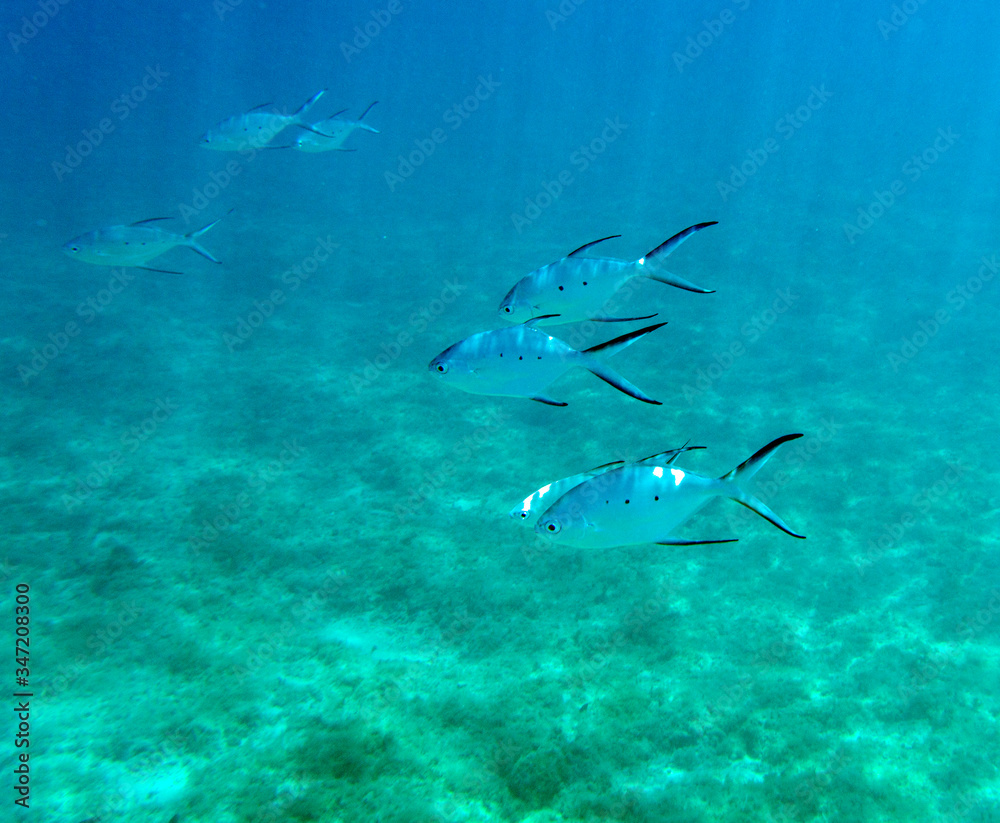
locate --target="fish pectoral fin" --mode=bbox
[136,266,184,274]
[522,314,561,326]
[589,313,659,323]
[296,123,335,138]
[655,538,739,546]
[530,395,568,407]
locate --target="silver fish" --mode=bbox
[293,101,380,153]
[200,90,326,151]
[535,434,806,547]
[62,212,229,273]
[429,319,666,406]
[499,222,717,325]
[510,444,704,527]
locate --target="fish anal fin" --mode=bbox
[589,313,659,323]
[531,395,568,407]
[137,265,184,274]
[656,538,739,546]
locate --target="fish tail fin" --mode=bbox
[582,322,666,358]
[357,101,381,133]
[187,209,232,239]
[580,323,665,404]
[293,89,326,122]
[185,242,221,264]
[583,360,661,405]
[719,434,806,538]
[636,221,717,293]
[184,209,232,264]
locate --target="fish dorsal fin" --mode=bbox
[566,235,621,258]
[130,217,174,226]
[584,460,625,475]
[326,108,349,120]
[636,444,706,465]
[522,314,561,327]
[246,102,273,112]
[358,101,378,120]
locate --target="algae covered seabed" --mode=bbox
[3,2,1000,821]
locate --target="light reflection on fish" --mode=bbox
[535,434,806,547]
[498,222,718,325]
[429,319,666,406]
[510,444,704,527]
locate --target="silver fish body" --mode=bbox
[535,434,806,547]
[294,102,380,152]
[510,445,703,527]
[200,90,325,151]
[499,222,718,325]
[429,320,665,406]
[62,213,228,271]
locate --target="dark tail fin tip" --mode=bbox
[582,322,667,355]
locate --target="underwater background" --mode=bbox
[2,0,1000,820]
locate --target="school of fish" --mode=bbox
[60,87,804,551]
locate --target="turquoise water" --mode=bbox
[3,1,1000,820]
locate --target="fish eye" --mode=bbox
[545,521,561,534]
[502,306,512,314]
[435,363,449,374]
[518,511,528,519]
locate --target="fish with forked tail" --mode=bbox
[499,222,718,325]
[62,211,231,274]
[429,319,666,406]
[535,434,806,547]
[294,101,381,152]
[200,90,326,151]
[510,444,705,527]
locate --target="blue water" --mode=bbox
[3,1,1000,820]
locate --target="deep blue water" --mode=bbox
[2,1,1000,821]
